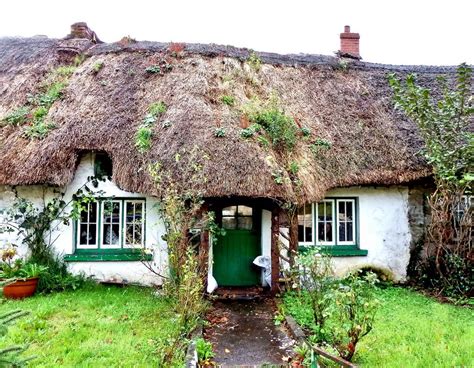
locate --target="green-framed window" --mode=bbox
[298,197,367,256]
[68,198,148,261]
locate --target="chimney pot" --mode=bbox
[339,25,361,60]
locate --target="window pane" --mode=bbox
[238,217,253,230]
[89,202,97,222]
[79,224,89,245]
[317,201,334,243]
[125,201,145,246]
[237,206,252,216]
[326,223,333,242]
[347,222,353,242]
[80,207,89,222]
[222,206,236,217]
[222,217,236,229]
[78,203,97,247]
[298,204,313,243]
[103,224,120,245]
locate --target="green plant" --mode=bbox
[247,51,262,71]
[288,161,299,176]
[195,338,215,365]
[135,125,153,153]
[310,138,331,154]
[92,61,104,73]
[389,64,473,298]
[272,169,285,185]
[2,107,29,126]
[240,127,255,138]
[23,121,56,140]
[54,66,76,77]
[146,64,172,74]
[146,65,161,73]
[220,95,235,106]
[256,135,270,148]
[206,211,226,245]
[301,126,312,137]
[149,101,167,116]
[248,107,298,152]
[327,272,380,361]
[0,309,35,366]
[73,54,86,67]
[213,127,226,137]
[0,180,101,292]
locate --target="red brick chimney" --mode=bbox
[339,25,360,60]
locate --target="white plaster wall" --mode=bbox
[325,186,411,281]
[260,209,272,286]
[0,153,168,285]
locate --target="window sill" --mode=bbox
[298,245,368,257]
[64,249,152,262]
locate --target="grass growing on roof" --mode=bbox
[283,286,474,367]
[0,284,186,367]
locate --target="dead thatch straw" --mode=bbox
[1,37,453,203]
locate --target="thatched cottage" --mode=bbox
[0,24,451,290]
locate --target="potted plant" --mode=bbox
[0,246,48,299]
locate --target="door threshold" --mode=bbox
[211,286,271,300]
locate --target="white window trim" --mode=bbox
[315,200,336,246]
[100,200,122,249]
[124,200,145,248]
[298,203,315,246]
[336,199,356,246]
[76,202,99,249]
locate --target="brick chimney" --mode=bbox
[339,25,360,60]
[64,22,102,44]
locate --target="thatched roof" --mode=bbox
[0,36,456,203]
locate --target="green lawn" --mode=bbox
[0,285,184,367]
[284,286,474,367]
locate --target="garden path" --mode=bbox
[204,298,295,367]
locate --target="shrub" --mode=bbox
[327,272,380,361]
[288,248,380,361]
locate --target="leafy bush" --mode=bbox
[286,248,380,361]
[327,272,380,361]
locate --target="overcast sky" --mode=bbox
[0,0,472,65]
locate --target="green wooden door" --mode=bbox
[213,206,261,287]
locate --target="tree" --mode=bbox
[389,64,473,297]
